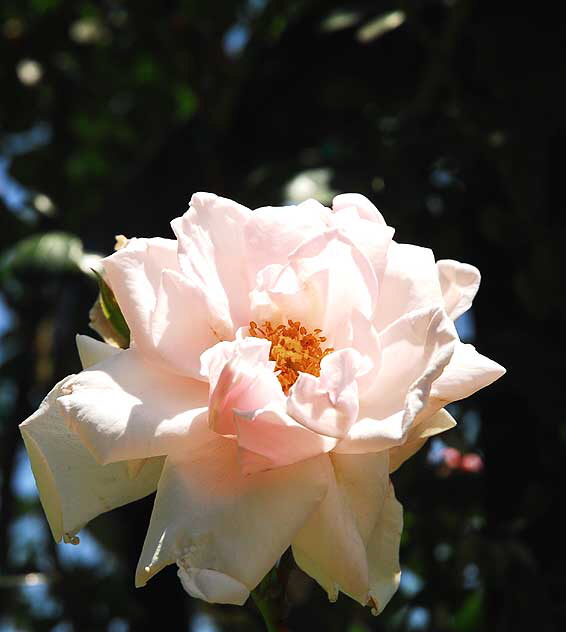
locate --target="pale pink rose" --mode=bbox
[20,192,505,611]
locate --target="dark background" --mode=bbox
[1,1,564,630]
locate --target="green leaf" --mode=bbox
[93,270,130,347]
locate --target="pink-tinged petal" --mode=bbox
[251,229,379,343]
[287,349,371,439]
[57,348,211,464]
[429,342,506,406]
[334,307,457,454]
[389,408,457,472]
[135,438,330,604]
[332,210,395,289]
[75,335,120,369]
[150,270,232,379]
[437,259,481,321]
[375,242,444,332]
[364,307,457,419]
[332,310,382,395]
[19,379,164,542]
[235,404,338,475]
[292,452,390,603]
[332,193,386,224]
[366,482,403,614]
[205,339,282,436]
[171,192,252,329]
[245,200,332,280]
[102,237,179,353]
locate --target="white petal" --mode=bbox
[375,242,443,332]
[102,237,179,355]
[245,201,331,281]
[136,438,330,605]
[172,192,252,330]
[430,342,506,406]
[292,452,390,603]
[235,404,337,475]
[19,379,163,542]
[335,307,457,454]
[437,259,481,321]
[367,482,403,614]
[150,269,232,379]
[250,229,379,344]
[58,348,210,464]
[332,193,387,224]
[287,349,370,438]
[389,408,457,472]
[76,334,120,369]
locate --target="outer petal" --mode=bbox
[76,334,120,369]
[366,482,403,614]
[19,379,164,542]
[150,269,233,379]
[437,259,481,321]
[135,438,330,604]
[375,242,444,332]
[102,237,179,354]
[172,192,252,330]
[428,342,506,410]
[335,307,457,454]
[292,452,391,604]
[388,408,457,472]
[287,348,371,438]
[57,348,210,464]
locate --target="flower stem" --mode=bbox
[251,590,280,632]
[251,565,285,632]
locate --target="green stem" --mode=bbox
[251,590,280,632]
[251,565,285,632]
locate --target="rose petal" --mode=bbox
[20,379,163,542]
[334,307,457,454]
[204,338,282,435]
[437,259,481,321]
[135,438,330,605]
[429,342,506,408]
[332,194,394,287]
[235,404,337,475]
[366,482,403,614]
[76,334,121,369]
[57,348,210,464]
[287,348,371,439]
[292,452,390,603]
[332,193,387,224]
[251,229,379,343]
[389,408,457,472]
[245,200,332,280]
[102,237,179,354]
[331,309,382,396]
[375,242,443,332]
[150,270,233,379]
[171,192,252,330]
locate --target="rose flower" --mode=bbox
[20,193,504,611]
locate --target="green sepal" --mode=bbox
[92,269,130,348]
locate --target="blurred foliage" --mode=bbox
[1,0,565,631]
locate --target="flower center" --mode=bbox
[248,320,334,394]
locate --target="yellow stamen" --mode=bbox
[249,319,334,394]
